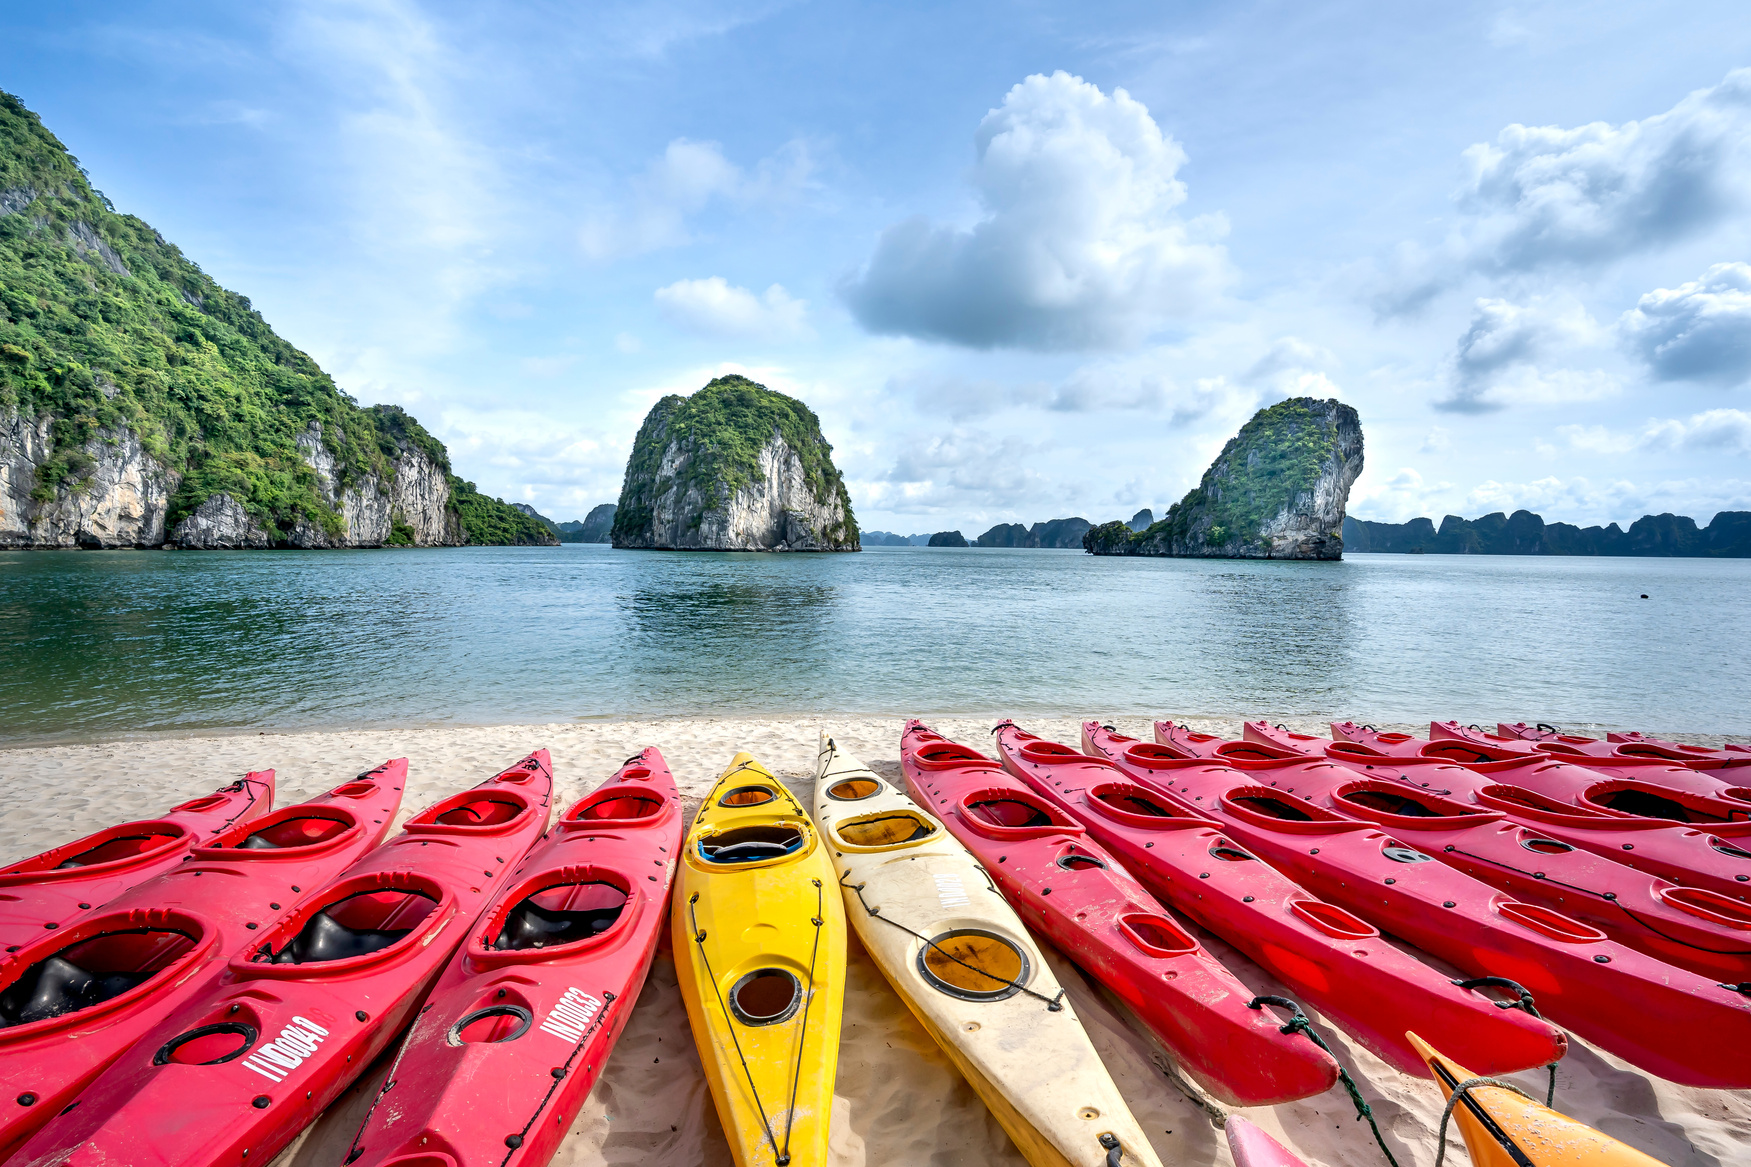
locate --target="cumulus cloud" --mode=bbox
[895,357,1251,423]
[1437,296,1610,412]
[854,430,1059,518]
[1560,408,1751,456]
[840,71,1229,351]
[1238,337,1344,403]
[1454,68,1751,273]
[1617,262,1751,385]
[654,277,809,339]
[1348,466,1459,523]
[580,138,813,260]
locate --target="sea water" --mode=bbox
[1,544,1746,742]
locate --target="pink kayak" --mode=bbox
[1213,725,1751,985]
[1430,723,1751,802]
[1499,723,1751,771]
[0,761,405,1159]
[342,748,681,1167]
[994,724,1565,1079]
[1226,1117,1309,1167]
[1323,723,1751,904]
[1089,723,1751,1089]
[0,772,275,947]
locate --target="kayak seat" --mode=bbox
[718,786,778,808]
[698,825,805,864]
[1340,789,1443,818]
[1230,795,1316,822]
[1090,787,1180,818]
[1589,786,1747,824]
[966,799,1052,829]
[835,813,935,848]
[570,794,663,822]
[493,881,627,949]
[267,889,438,964]
[433,796,524,827]
[234,815,351,850]
[0,928,196,1027]
[53,832,180,869]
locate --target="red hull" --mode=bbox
[0,761,403,1159]
[1425,722,1750,803]
[1225,1117,1309,1167]
[1328,723,1751,904]
[16,754,553,1167]
[1222,726,1751,984]
[901,723,1339,1106]
[1501,722,1751,771]
[343,748,681,1167]
[1091,725,1751,1088]
[995,726,1563,1079]
[0,770,275,947]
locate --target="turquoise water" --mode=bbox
[1,545,1747,743]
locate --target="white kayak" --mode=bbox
[812,732,1161,1167]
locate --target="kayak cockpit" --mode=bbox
[831,811,937,851]
[492,880,628,949]
[824,776,883,801]
[0,915,209,1030]
[249,881,441,966]
[697,824,806,864]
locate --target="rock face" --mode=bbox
[2,408,179,548]
[1085,397,1364,560]
[612,376,858,551]
[577,503,616,543]
[927,530,968,547]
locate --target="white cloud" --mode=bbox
[580,138,814,260]
[855,430,1059,520]
[654,277,809,339]
[1560,408,1751,456]
[1437,296,1610,411]
[841,70,1229,351]
[1349,466,1459,523]
[1459,474,1751,525]
[895,355,1253,423]
[1617,262,1751,385]
[1454,68,1751,273]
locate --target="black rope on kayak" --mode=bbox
[1433,1075,1542,1167]
[689,893,784,1164]
[1449,977,1558,1107]
[1247,996,1399,1167]
[842,873,1065,1011]
[776,879,827,1167]
[1536,723,1559,736]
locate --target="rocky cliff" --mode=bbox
[1085,397,1364,560]
[0,89,546,549]
[612,375,858,551]
[975,516,1093,549]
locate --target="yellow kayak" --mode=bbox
[674,753,848,1167]
[1409,1032,1666,1167]
[812,733,1162,1167]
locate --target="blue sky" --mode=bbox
[6,1,1751,533]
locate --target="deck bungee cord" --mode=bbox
[688,881,825,1167]
[839,873,1066,1011]
[1446,976,1558,1106]
[1431,1072,1541,1167]
[1247,995,1400,1167]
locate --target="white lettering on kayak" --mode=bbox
[540,988,603,1042]
[933,873,969,908]
[240,1018,330,1082]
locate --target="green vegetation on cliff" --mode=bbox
[612,374,858,545]
[0,89,538,545]
[1086,397,1361,559]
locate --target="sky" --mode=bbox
[5,1,1751,535]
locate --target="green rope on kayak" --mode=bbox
[1248,996,1399,1167]
[1432,1075,1541,1167]
[1450,976,1558,1107]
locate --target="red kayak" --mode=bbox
[15,753,552,1167]
[902,722,1340,1106]
[1225,1117,1309,1167]
[1321,724,1751,903]
[1501,723,1751,771]
[992,725,1565,1079]
[1428,723,1751,802]
[1204,726,1751,985]
[342,748,681,1167]
[0,760,405,1159]
[0,771,275,947]
[1086,723,1751,1088]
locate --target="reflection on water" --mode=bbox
[0,544,1746,741]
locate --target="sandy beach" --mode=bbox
[3,715,1745,1167]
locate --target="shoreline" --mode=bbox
[0,711,1737,754]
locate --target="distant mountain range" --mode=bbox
[863,517,1094,548]
[1344,509,1751,557]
